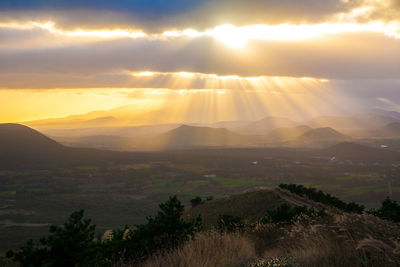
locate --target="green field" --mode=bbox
[0,150,398,254]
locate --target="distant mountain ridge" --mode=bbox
[1,124,399,169]
[141,125,252,150]
[296,127,350,143]
[0,123,63,154]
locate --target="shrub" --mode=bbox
[368,197,400,223]
[262,203,326,225]
[279,184,364,214]
[190,196,203,207]
[217,214,246,233]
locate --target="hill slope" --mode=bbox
[291,127,350,147]
[0,123,64,155]
[142,125,255,150]
[0,124,146,169]
[0,123,68,167]
[184,188,286,227]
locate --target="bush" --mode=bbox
[262,203,326,225]
[279,184,364,214]
[217,214,246,233]
[368,197,400,223]
[190,196,203,207]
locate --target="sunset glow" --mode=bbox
[0,19,399,49]
[0,0,399,124]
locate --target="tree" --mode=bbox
[7,210,99,267]
[190,196,203,207]
[369,197,400,223]
[7,197,202,265]
[123,196,202,261]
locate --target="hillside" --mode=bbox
[0,124,68,168]
[175,187,400,267]
[6,184,400,267]
[184,189,287,227]
[294,127,350,146]
[0,123,148,169]
[141,125,255,150]
[0,123,64,155]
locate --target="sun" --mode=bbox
[208,24,247,49]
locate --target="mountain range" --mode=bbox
[1,123,399,170]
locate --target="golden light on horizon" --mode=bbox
[0,20,146,40]
[128,70,330,83]
[0,74,335,124]
[1,19,399,49]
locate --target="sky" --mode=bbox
[0,0,399,123]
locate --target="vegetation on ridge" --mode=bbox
[5,186,400,266]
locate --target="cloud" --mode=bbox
[0,31,399,89]
[0,0,388,32]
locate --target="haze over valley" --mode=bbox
[1,0,400,266]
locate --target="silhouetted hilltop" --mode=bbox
[0,123,63,154]
[296,127,349,143]
[0,124,144,169]
[144,125,251,149]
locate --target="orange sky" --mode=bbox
[0,0,399,123]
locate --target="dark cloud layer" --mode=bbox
[0,32,399,85]
[0,0,370,32]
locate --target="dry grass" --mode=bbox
[131,213,400,267]
[276,213,400,266]
[140,231,256,267]
[124,189,400,267]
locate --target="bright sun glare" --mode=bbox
[1,20,399,49]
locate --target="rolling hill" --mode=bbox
[0,123,68,168]
[295,127,350,144]
[0,123,64,155]
[184,188,287,227]
[141,125,255,150]
[0,123,144,168]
